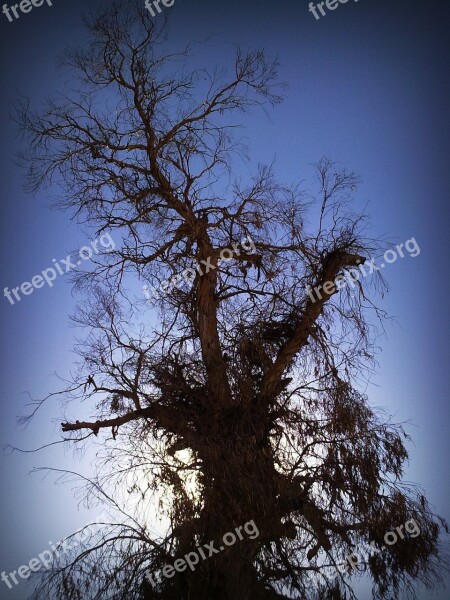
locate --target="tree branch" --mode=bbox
[260,251,365,401]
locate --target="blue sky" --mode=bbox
[0,0,449,598]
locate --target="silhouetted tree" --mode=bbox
[17,2,448,599]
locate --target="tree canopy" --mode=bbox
[17,2,448,599]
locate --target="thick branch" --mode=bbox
[61,408,151,434]
[260,251,365,401]
[61,405,200,449]
[196,236,233,406]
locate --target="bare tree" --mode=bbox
[16,2,448,599]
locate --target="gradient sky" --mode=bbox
[0,0,449,598]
